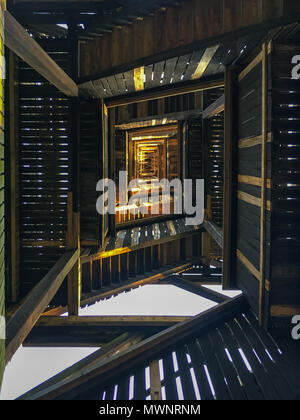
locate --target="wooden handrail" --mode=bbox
[5,249,80,364]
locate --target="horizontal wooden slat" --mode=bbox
[37,315,190,328]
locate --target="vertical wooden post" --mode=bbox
[223,66,239,289]
[109,107,116,237]
[8,50,19,302]
[67,24,81,316]
[0,0,6,390]
[259,43,268,326]
[202,195,212,259]
[67,192,80,316]
[101,101,109,247]
[150,360,162,400]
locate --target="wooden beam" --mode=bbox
[203,220,223,249]
[18,332,144,400]
[105,77,224,108]
[66,192,80,316]
[4,11,78,97]
[36,315,190,328]
[238,175,272,188]
[259,42,268,327]
[223,66,239,289]
[271,305,300,318]
[5,249,80,364]
[8,50,19,303]
[202,94,225,119]
[238,132,272,148]
[18,295,248,400]
[167,278,227,304]
[81,259,201,307]
[238,190,272,211]
[80,229,202,264]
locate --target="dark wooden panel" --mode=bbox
[79,99,102,244]
[269,42,300,321]
[18,39,72,303]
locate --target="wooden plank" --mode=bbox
[17,295,248,400]
[133,66,145,92]
[236,249,260,280]
[66,192,80,316]
[238,190,272,211]
[37,316,191,328]
[81,259,200,306]
[5,249,80,363]
[238,175,271,188]
[192,45,220,80]
[202,94,225,119]
[106,77,224,108]
[270,305,300,317]
[4,11,78,97]
[203,220,223,249]
[18,332,143,400]
[81,228,202,264]
[149,360,162,400]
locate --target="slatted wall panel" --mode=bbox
[80,99,102,245]
[116,91,202,124]
[205,112,224,228]
[187,118,203,194]
[115,129,127,182]
[236,48,272,323]
[80,222,201,301]
[18,39,71,299]
[68,309,300,400]
[269,42,300,321]
[0,3,4,388]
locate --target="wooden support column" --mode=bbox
[150,360,162,400]
[202,195,212,259]
[67,25,81,316]
[109,107,116,237]
[223,66,239,289]
[7,50,19,303]
[66,193,80,316]
[259,43,268,327]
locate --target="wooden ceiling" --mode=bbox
[79,32,264,99]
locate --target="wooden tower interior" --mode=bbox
[0,0,300,400]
